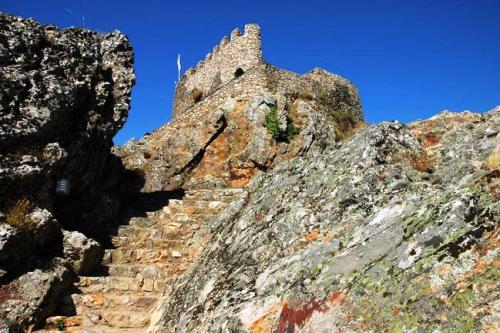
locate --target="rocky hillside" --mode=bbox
[1,13,498,333]
[152,109,499,332]
[0,13,134,331]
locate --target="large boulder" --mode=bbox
[0,208,60,283]
[62,230,103,275]
[0,260,75,332]
[152,108,499,332]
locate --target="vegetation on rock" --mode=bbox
[264,106,300,142]
[5,198,33,231]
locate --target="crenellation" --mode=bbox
[220,36,229,46]
[244,23,260,37]
[173,23,263,117]
[230,28,241,40]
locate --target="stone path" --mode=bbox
[34,188,244,333]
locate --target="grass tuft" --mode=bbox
[5,197,34,231]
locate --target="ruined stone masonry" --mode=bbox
[173,24,262,118]
[120,23,363,193]
[173,24,362,121]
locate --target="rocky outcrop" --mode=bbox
[0,208,60,280]
[0,12,134,331]
[0,11,134,231]
[0,260,75,332]
[116,68,362,192]
[153,108,499,332]
[62,230,103,275]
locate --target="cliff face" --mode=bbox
[0,13,134,330]
[153,109,499,332]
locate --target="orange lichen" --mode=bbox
[423,133,440,148]
[249,303,281,333]
[304,229,320,242]
[274,291,346,333]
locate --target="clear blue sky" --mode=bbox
[2,0,499,145]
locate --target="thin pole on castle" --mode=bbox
[176,54,181,85]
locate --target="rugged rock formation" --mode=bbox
[0,12,134,236]
[0,13,134,331]
[116,24,362,192]
[2,13,498,333]
[153,108,499,332]
[0,260,74,332]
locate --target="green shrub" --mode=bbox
[264,106,300,142]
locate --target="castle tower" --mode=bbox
[172,24,262,118]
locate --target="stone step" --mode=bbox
[110,234,185,248]
[104,247,184,264]
[81,309,150,328]
[34,328,143,333]
[128,217,157,228]
[37,315,82,332]
[77,276,166,293]
[184,188,244,201]
[167,199,225,215]
[72,292,159,311]
[113,224,196,245]
[106,263,184,279]
[169,212,214,223]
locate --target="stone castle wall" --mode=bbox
[172,24,362,122]
[173,24,262,118]
[173,62,363,123]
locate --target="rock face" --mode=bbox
[0,13,134,331]
[116,24,362,192]
[0,260,75,331]
[153,109,499,332]
[0,12,134,235]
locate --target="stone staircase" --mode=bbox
[34,188,244,333]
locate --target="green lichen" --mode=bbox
[446,289,477,333]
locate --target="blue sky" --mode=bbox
[2,0,499,145]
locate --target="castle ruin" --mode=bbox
[172,24,363,121]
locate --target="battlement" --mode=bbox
[173,24,262,118]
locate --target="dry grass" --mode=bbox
[331,111,364,141]
[5,197,34,231]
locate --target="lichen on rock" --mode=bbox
[152,108,499,333]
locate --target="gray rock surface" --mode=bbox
[0,260,75,332]
[153,109,499,333]
[0,208,60,282]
